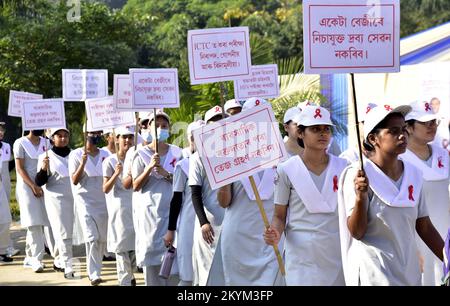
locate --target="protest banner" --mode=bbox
[234,64,280,100]
[85,96,135,131]
[21,99,66,131]
[129,68,180,110]
[62,69,108,101]
[188,27,252,85]
[113,74,133,110]
[8,90,43,117]
[192,103,287,190]
[303,0,400,74]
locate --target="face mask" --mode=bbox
[154,128,170,142]
[87,135,101,145]
[31,130,45,137]
[141,130,153,143]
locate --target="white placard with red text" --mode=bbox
[62,69,108,101]
[113,74,132,110]
[193,104,288,190]
[8,90,43,117]
[85,96,135,131]
[21,99,66,130]
[234,64,280,100]
[303,0,400,74]
[188,27,252,85]
[129,68,179,110]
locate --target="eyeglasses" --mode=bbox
[416,119,440,127]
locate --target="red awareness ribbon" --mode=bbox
[255,99,260,106]
[384,105,393,111]
[170,157,177,168]
[425,103,431,112]
[314,108,322,119]
[408,185,415,201]
[215,106,221,112]
[438,157,444,168]
[333,175,338,192]
[366,106,371,114]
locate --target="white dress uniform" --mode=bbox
[68,147,109,281]
[173,157,195,284]
[339,159,429,286]
[275,154,347,285]
[103,154,136,286]
[131,144,182,285]
[400,145,450,285]
[1,142,12,202]
[37,149,74,273]
[13,136,50,265]
[188,151,225,286]
[220,168,282,285]
[0,147,12,254]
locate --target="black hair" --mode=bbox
[296,125,307,148]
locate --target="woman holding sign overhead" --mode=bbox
[14,129,50,273]
[132,110,182,286]
[35,127,75,279]
[264,105,347,285]
[69,127,109,286]
[217,98,282,286]
[338,104,444,286]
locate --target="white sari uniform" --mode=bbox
[339,147,359,164]
[1,142,12,202]
[338,159,428,286]
[131,145,182,267]
[173,157,195,282]
[220,168,281,285]
[0,148,12,253]
[37,150,74,244]
[103,155,135,253]
[68,148,109,243]
[400,146,450,285]
[188,151,225,286]
[13,136,49,227]
[275,154,347,285]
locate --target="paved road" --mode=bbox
[0,223,145,286]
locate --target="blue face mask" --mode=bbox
[155,128,170,142]
[87,135,101,145]
[141,130,153,143]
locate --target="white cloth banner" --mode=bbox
[192,104,288,190]
[62,69,108,101]
[303,0,400,74]
[234,64,280,100]
[187,27,252,85]
[21,99,66,130]
[8,90,43,117]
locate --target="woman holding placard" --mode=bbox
[14,129,50,272]
[132,110,182,286]
[103,126,136,286]
[264,105,347,285]
[69,127,109,286]
[338,104,444,285]
[218,98,282,285]
[400,100,450,286]
[35,127,75,279]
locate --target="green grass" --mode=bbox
[9,170,20,222]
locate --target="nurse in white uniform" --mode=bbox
[400,100,450,285]
[132,110,182,286]
[103,126,136,286]
[14,130,50,272]
[164,120,205,286]
[338,104,445,286]
[0,141,13,263]
[283,106,303,157]
[69,128,109,286]
[36,127,75,279]
[189,106,226,286]
[264,105,347,286]
[218,98,282,286]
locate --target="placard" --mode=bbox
[234,64,279,100]
[85,96,135,131]
[62,69,108,101]
[8,90,43,117]
[21,99,66,130]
